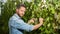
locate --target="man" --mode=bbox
[9,4,43,34]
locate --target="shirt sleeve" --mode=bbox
[10,19,34,32]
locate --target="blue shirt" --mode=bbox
[9,13,34,34]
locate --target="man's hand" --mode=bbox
[32,18,44,30]
[28,18,35,24]
[39,18,44,25]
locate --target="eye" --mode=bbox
[21,10,23,11]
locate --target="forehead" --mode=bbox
[20,7,26,10]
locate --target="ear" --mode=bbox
[16,9,19,13]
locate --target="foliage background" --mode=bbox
[0,0,60,34]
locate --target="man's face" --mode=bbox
[16,7,26,17]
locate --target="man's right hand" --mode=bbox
[28,18,35,24]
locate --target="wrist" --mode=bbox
[39,23,43,26]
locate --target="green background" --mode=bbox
[0,0,60,34]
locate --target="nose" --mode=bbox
[22,12,25,15]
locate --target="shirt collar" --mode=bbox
[14,13,21,19]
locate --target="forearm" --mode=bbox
[33,23,42,30]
